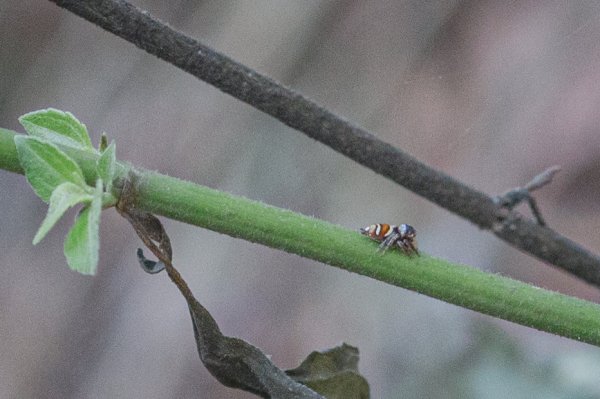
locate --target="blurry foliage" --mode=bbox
[406,322,600,399]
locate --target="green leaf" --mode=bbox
[19,108,94,151]
[64,179,103,275]
[32,182,93,245]
[97,140,116,193]
[14,136,88,202]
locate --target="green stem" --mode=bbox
[2,127,600,346]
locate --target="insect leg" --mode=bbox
[398,239,419,256]
[377,233,401,253]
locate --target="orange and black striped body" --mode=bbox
[361,223,394,241]
[359,223,419,255]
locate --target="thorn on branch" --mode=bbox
[493,166,561,227]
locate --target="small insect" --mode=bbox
[359,223,419,256]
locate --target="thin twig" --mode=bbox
[524,165,562,192]
[527,197,546,227]
[494,166,561,226]
[47,0,600,286]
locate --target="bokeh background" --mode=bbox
[2,1,600,398]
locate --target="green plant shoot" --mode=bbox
[14,109,118,275]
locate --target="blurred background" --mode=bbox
[2,1,600,397]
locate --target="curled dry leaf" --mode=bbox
[118,171,324,398]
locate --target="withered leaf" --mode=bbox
[286,344,370,399]
[119,171,365,398]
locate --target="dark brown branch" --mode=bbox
[48,0,600,287]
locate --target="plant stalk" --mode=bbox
[2,127,600,347]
